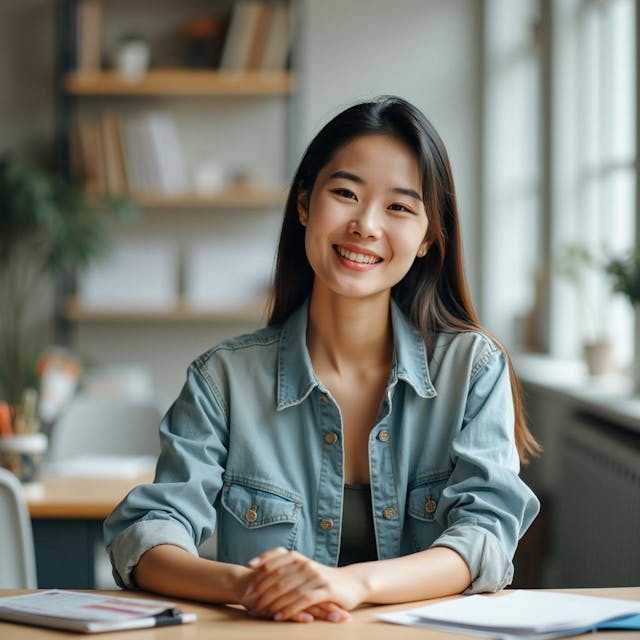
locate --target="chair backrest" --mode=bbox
[47,395,162,462]
[0,467,37,588]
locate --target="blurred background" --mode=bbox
[0,0,638,591]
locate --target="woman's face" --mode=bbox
[298,134,429,303]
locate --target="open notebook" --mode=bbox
[0,590,196,633]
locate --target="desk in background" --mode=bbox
[24,473,152,589]
[0,588,639,639]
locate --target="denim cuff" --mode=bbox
[431,523,514,593]
[107,518,199,589]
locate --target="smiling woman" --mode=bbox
[299,134,429,302]
[104,96,540,624]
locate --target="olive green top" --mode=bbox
[338,484,378,566]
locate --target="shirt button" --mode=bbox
[382,507,395,520]
[425,496,437,514]
[377,430,390,442]
[246,506,258,522]
[320,518,334,531]
[320,393,330,404]
[325,432,338,444]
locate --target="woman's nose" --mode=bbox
[350,204,381,238]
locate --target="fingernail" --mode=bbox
[243,584,254,598]
[273,612,284,621]
[248,557,260,567]
[328,612,343,622]
[300,613,314,623]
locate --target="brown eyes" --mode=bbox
[388,203,412,213]
[332,188,357,200]
[330,188,415,215]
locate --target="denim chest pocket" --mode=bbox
[217,481,302,565]
[406,471,449,551]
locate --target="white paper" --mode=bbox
[377,591,640,638]
[44,454,156,478]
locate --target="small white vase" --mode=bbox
[115,41,150,81]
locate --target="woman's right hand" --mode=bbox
[236,568,350,623]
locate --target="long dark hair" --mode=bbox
[268,96,540,463]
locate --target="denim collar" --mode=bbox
[276,298,436,410]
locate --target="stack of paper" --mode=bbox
[377,590,640,639]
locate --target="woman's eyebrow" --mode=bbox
[328,170,365,184]
[391,186,423,202]
[328,170,423,203]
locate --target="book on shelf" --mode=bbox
[220,0,292,71]
[247,2,275,69]
[101,112,129,194]
[72,111,188,197]
[74,118,105,194]
[259,2,294,70]
[0,590,196,633]
[220,0,263,71]
[76,0,102,72]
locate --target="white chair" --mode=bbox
[47,395,162,462]
[0,467,37,588]
[46,395,163,589]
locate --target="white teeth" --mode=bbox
[337,246,380,264]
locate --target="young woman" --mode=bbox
[104,96,540,624]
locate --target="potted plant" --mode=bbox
[114,32,150,81]
[0,154,135,412]
[605,248,640,304]
[555,244,614,375]
[604,247,640,391]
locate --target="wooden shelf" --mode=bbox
[65,298,270,324]
[132,184,288,209]
[65,69,294,96]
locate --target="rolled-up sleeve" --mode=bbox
[431,348,540,593]
[104,359,228,588]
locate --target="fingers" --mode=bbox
[247,546,289,570]
[243,547,352,623]
[300,603,352,623]
[263,576,328,618]
[245,605,314,623]
[248,552,315,607]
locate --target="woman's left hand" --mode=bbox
[241,547,369,622]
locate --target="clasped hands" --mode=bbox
[239,546,368,623]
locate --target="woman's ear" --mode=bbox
[416,241,429,258]
[297,190,309,226]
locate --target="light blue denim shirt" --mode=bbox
[104,299,539,593]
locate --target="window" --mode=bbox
[483,0,637,371]
[551,0,636,367]
[482,0,542,351]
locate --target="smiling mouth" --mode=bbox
[334,245,383,264]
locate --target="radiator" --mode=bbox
[555,413,640,587]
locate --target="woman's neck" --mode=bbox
[306,285,393,375]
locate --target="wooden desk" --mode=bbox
[0,588,639,639]
[23,473,152,589]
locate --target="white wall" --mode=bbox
[296,0,483,305]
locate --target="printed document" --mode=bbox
[377,590,640,639]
